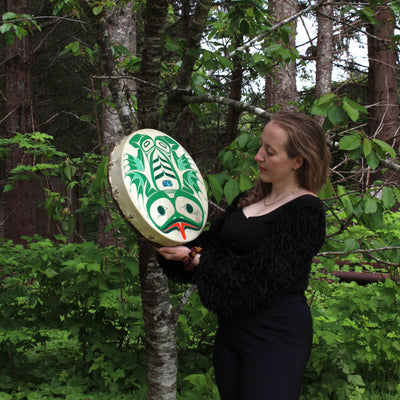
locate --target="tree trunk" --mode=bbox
[315,0,333,126]
[265,0,298,111]
[367,5,399,185]
[226,33,243,146]
[4,0,48,242]
[97,2,137,247]
[137,0,170,129]
[139,240,178,399]
[159,0,213,134]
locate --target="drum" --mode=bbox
[108,129,208,246]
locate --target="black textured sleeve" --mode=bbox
[193,197,326,317]
[157,193,245,283]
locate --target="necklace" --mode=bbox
[263,186,301,207]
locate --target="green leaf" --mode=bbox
[93,6,103,15]
[337,185,353,217]
[239,174,252,191]
[224,178,239,205]
[365,150,379,170]
[0,22,11,34]
[372,138,396,159]
[343,238,359,254]
[239,19,249,35]
[315,92,337,105]
[382,187,396,209]
[44,268,57,278]
[364,198,377,214]
[363,138,373,157]
[208,175,223,204]
[327,105,346,126]
[342,97,367,121]
[4,30,14,45]
[339,134,361,151]
[2,12,17,20]
[3,184,14,192]
[237,133,250,150]
[311,93,336,116]
[347,374,365,387]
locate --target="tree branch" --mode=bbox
[182,94,272,119]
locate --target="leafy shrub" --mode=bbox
[0,237,146,398]
[303,277,400,399]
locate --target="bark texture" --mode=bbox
[367,6,399,145]
[265,0,298,111]
[97,2,137,248]
[226,33,244,146]
[137,0,169,129]
[367,5,399,185]
[139,240,178,400]
[160,0,213,133]
[315,0,333,126]
[4,0,48,242]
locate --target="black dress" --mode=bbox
[159,193,326,399]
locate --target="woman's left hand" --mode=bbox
[155,246,190,261]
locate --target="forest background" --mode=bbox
[1,0,400,399]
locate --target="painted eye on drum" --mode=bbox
[149,198,175,225]
[155,139,170,153]
[157,205,166,216]
[175,196,203,223]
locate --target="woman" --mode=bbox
[156,112,331,399]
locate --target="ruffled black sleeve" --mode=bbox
[157,193,246,283]
[193,196,326,317]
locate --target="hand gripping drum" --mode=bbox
[108,129,208,246]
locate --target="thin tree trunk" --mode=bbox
[97,2,137,247]
[160,0,213,133]
[137,0,169,129]
[367,5,399,185]
[139,240,178,400]
[265,0,298,112]
[4,0,48,242]
[315,0,333,126]
[226,33,243,146]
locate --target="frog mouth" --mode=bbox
[160,219,202,240]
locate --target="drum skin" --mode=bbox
[108,129,208,246]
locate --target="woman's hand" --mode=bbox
[155,246,191,262]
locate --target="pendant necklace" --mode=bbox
[263,186,301,207]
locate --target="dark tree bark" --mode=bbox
[367,6,399,145]
[4,0,48,242]
[226,33,243,146]
[367,5,399,185]
[97,2,137,248]
[265,0,298,112]
[315,0,333,126]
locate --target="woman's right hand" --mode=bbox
[155,246,191,262]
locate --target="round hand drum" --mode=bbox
[108,129,208,246]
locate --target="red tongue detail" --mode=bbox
[165,221,197,240]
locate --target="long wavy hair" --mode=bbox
[239,112,331,207]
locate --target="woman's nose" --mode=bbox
[255,148,263,162]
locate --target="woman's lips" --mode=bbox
[259,166,266,172]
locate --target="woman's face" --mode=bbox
[254,121,300,185]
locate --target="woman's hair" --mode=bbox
[239,111,331,207]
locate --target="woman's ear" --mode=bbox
[292,156,304,170]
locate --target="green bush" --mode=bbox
[302,277,400,399]
[1,237,400,399]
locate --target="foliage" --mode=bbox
[303,278,400,400]
[1,235,400,399]
[0,11,41,45]
[0,132,112,241]
[0,237,146,398]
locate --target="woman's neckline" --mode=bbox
[241,193,318,219]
